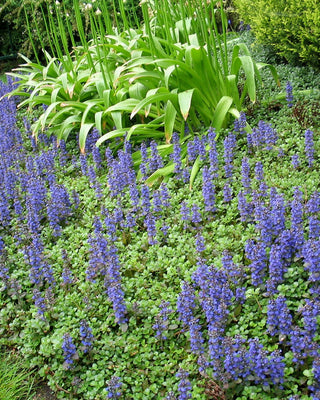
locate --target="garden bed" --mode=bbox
[0,10,320,400]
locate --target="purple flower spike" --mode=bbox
[305,129,315,168]
[153,300,173,340]
[105,376,122,399]
[172,132,182,177]
[241,157,251,194]
[79,320,94,353]
[62,333,78,369]
[223,182,232,203]
[292,154,300,169]
[286,81,293,108]
[202,166,216,213]
[176,369,192,400]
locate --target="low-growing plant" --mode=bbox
[1,60,320,399]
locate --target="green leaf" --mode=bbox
[257,62,280,87]
[238,55,256,103]
[189,156,200,190]
[95,111,103,133]
[106,99,140,113]
[111,111,123,130]
[79,123,95,153]
[164,65,176,88]
[302,369,313,378]
[178,89,194,121]
[59,115,82,138]
[130,93,177,119]
[145,164,175,186]
[81,102,99,126]
[164,100,177,143]
[211,96,233,131]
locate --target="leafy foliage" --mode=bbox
[7,0,279,185]
[233,0,320,68]
[0,352,34,400]
[1,59,320,399]
[0,0,141,59]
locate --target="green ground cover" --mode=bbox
[0,2,320,399]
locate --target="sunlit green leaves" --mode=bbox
[6,0,280,188]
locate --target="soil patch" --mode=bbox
[32,382,58,400]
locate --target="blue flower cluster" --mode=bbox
[105,376,122,399]
[176,369,192,400]
[1,77,320,399]
[79,320,94,353]
[152,300,173,341]
[62,333,78,369]
[286,81,294,108]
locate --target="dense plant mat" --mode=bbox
[0,75,320,399]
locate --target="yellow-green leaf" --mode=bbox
[178,89,194,121]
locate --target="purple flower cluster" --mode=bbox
[251,121,278,150]
[47,183,72,236]
[62,333,78,369]
[106,149,136,198]
[79,320,94,353]
[237,191,253,223]
[305,129,315,168]
[254,161,268,199]
[234,112,246,135]
[172,132,182,177]
[105,376,122,399]
[202,166,216,213]
[152,300,172,340]
[223,133,236,179]
[25,235,55,286]
[176,369,192,400]
[266,244,286,294]
[245,240,267,286]
[223,336,284,385]
[139,141,163,179]
[267,296,293,336]
[292,154,300,169]
[286,81,294,108]
[241,157,251,194]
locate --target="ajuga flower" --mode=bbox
[286,81,293,108]
[176,369,192,400]
[305,129,315,168]
[62,333,78,368]
[105,376,122,399]
[79,320,94,352]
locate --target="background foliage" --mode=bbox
[0,0,141,58]
[233,0,320,68]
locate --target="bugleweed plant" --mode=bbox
[1,65,320,399]
[7,0,279,182]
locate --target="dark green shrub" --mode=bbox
[234,0,320,68]
[0,20,19,57]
